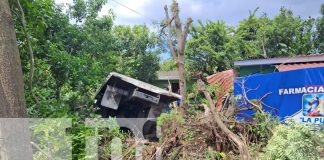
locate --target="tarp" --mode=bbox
[234,67,324,124]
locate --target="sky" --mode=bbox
[55,0,323,26]
[54,0,323,60]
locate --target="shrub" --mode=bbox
[156,111,185,142]
[250,111,279,144]
[156,112,184,127]
[260,121,321,160]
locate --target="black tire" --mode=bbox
[143,121,157,140]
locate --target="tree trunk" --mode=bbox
[164,2,192,108]
[0,1,32,159]
[0,0,27,118]
[178,60,187,107]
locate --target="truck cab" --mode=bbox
[94,72,181,139]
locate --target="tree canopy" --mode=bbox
[7,0,324,116]
[186,7,322,76]
[3,1,324,159]
[10,0,160,117]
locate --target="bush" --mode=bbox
[156,111,185,142]
[156,112,184,127]
[250,111,279,144]
[260,121,322,160]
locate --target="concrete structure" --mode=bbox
[153,70,196,93]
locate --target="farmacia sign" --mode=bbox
[234,67,324,124]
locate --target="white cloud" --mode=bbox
[191,3,202,13]
[100,0,146,18]
[99,0,156,25]
[54,0,323,26]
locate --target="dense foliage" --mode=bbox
[10,0,160,117]
[315,4,324,53]
[6,0,324,159]
[10,1,160,159]
[186,6,324,75]
[10,0,324,116]
[260,121,322,160]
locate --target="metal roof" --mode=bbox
[276,62,324,71]
[234,54,324,67]
[207,69,234,111]
[96,72,181,100]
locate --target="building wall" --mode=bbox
[153,79,196,93]
[237,65,277,77]
[152,80,178,89]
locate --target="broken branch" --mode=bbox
[241,81,264,113]
[197,78,251,160]
[181,17,193,51]
[164,5,177,61]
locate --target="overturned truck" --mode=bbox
[94,72,181,138]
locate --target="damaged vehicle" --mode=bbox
[94,72,181,139]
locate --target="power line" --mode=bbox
[110,0,158,23]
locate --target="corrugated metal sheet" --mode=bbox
[276,62,324,71]
[207,69,234,111]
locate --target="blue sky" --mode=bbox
[56,0,323,26]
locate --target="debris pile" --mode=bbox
[131,110,263,160]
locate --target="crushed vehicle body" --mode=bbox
[94,72,181,139]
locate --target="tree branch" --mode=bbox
[171,2,183,58]
[241,81,264,113]
[164,5,177,62]
[181,17,193,52]
[17,0,40,107]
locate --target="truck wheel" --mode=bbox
[143,121,157,140]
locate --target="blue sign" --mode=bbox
[234,67,324,124]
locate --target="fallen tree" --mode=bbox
[196,78,251,160]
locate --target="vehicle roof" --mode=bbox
[95,72,181,102]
